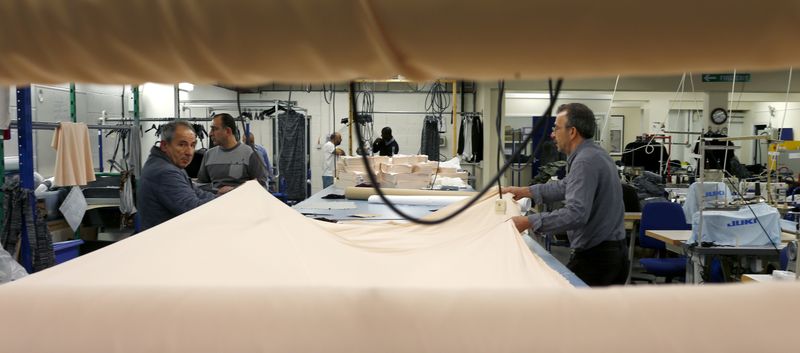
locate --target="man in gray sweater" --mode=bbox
[503,103,627,287]
[198,113,268,192]
[138,121,230,231]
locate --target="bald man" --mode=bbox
[322,132,345,189]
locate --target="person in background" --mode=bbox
[322,132,345,189]
[372,126,399,156]
[138,120,231,231]
[501,103,627,287]
[198,113,268,191]
[244,132,274,185]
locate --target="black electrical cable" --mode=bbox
[236,91,247,142]
[356,84,375,150]
[425,81,451,132]
[348,79,563,225]
[495,80,505,199]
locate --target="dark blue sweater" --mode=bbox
[138,146,216,231]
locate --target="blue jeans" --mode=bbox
[322,176,334,189]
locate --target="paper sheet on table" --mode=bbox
[58,186,87,231]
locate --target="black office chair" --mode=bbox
[184,148,207,178]
[622,183,641,213]
[621,183,655,284]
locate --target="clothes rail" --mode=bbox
[8,121,134,130]
[359,111,481,115]
[104,117,213,123]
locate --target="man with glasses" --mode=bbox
[198,113,268,192]
[502,103,627,287]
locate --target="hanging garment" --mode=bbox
[1,178,55,273]
[472,117,483,162]
[278,111,307,200]
[119,170,137,228]
[420,116,439,161]
[129,123,142,178]
[457,117,473,162]
[457,116,484,163]
[184,149,207,179]
[50,122,96,187]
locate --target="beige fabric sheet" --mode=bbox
[1,0,800,84]
[50,122,96,186]
[0,181,798,352]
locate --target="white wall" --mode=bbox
[135,85,465,194]
[4,84,126,178]
[243,90,462,194]
[741,98,800,164]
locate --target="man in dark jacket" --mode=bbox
[372,126,399,156]
[138,121,230,231]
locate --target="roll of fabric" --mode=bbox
[367,195,468,206]
[345,186,475,200]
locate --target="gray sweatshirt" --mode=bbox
[527,139,625,250]
[197,142,267,190]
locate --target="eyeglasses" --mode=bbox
[552,124,573,133]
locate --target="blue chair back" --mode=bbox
[639,202,691,249]
[780,246,789,271]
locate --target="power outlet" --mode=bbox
[494,199,507,214]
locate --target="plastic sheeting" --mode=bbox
[0,247,27,284]
[683,182,734,223]
[2,1,800,84]
[689,203,782,247]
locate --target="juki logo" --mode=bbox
[705,190,726,197]
[726,219,757,227]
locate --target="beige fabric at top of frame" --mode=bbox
[1,0,800,85]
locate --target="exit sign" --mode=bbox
[702,73,751,83]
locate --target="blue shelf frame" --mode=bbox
[15,86,35,272]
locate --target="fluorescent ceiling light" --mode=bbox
[505,92,613,100]
[178,82,195,92]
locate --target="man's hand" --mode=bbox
[217,186,235,195]
[500,186,532,201]
[511,216,531,233]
